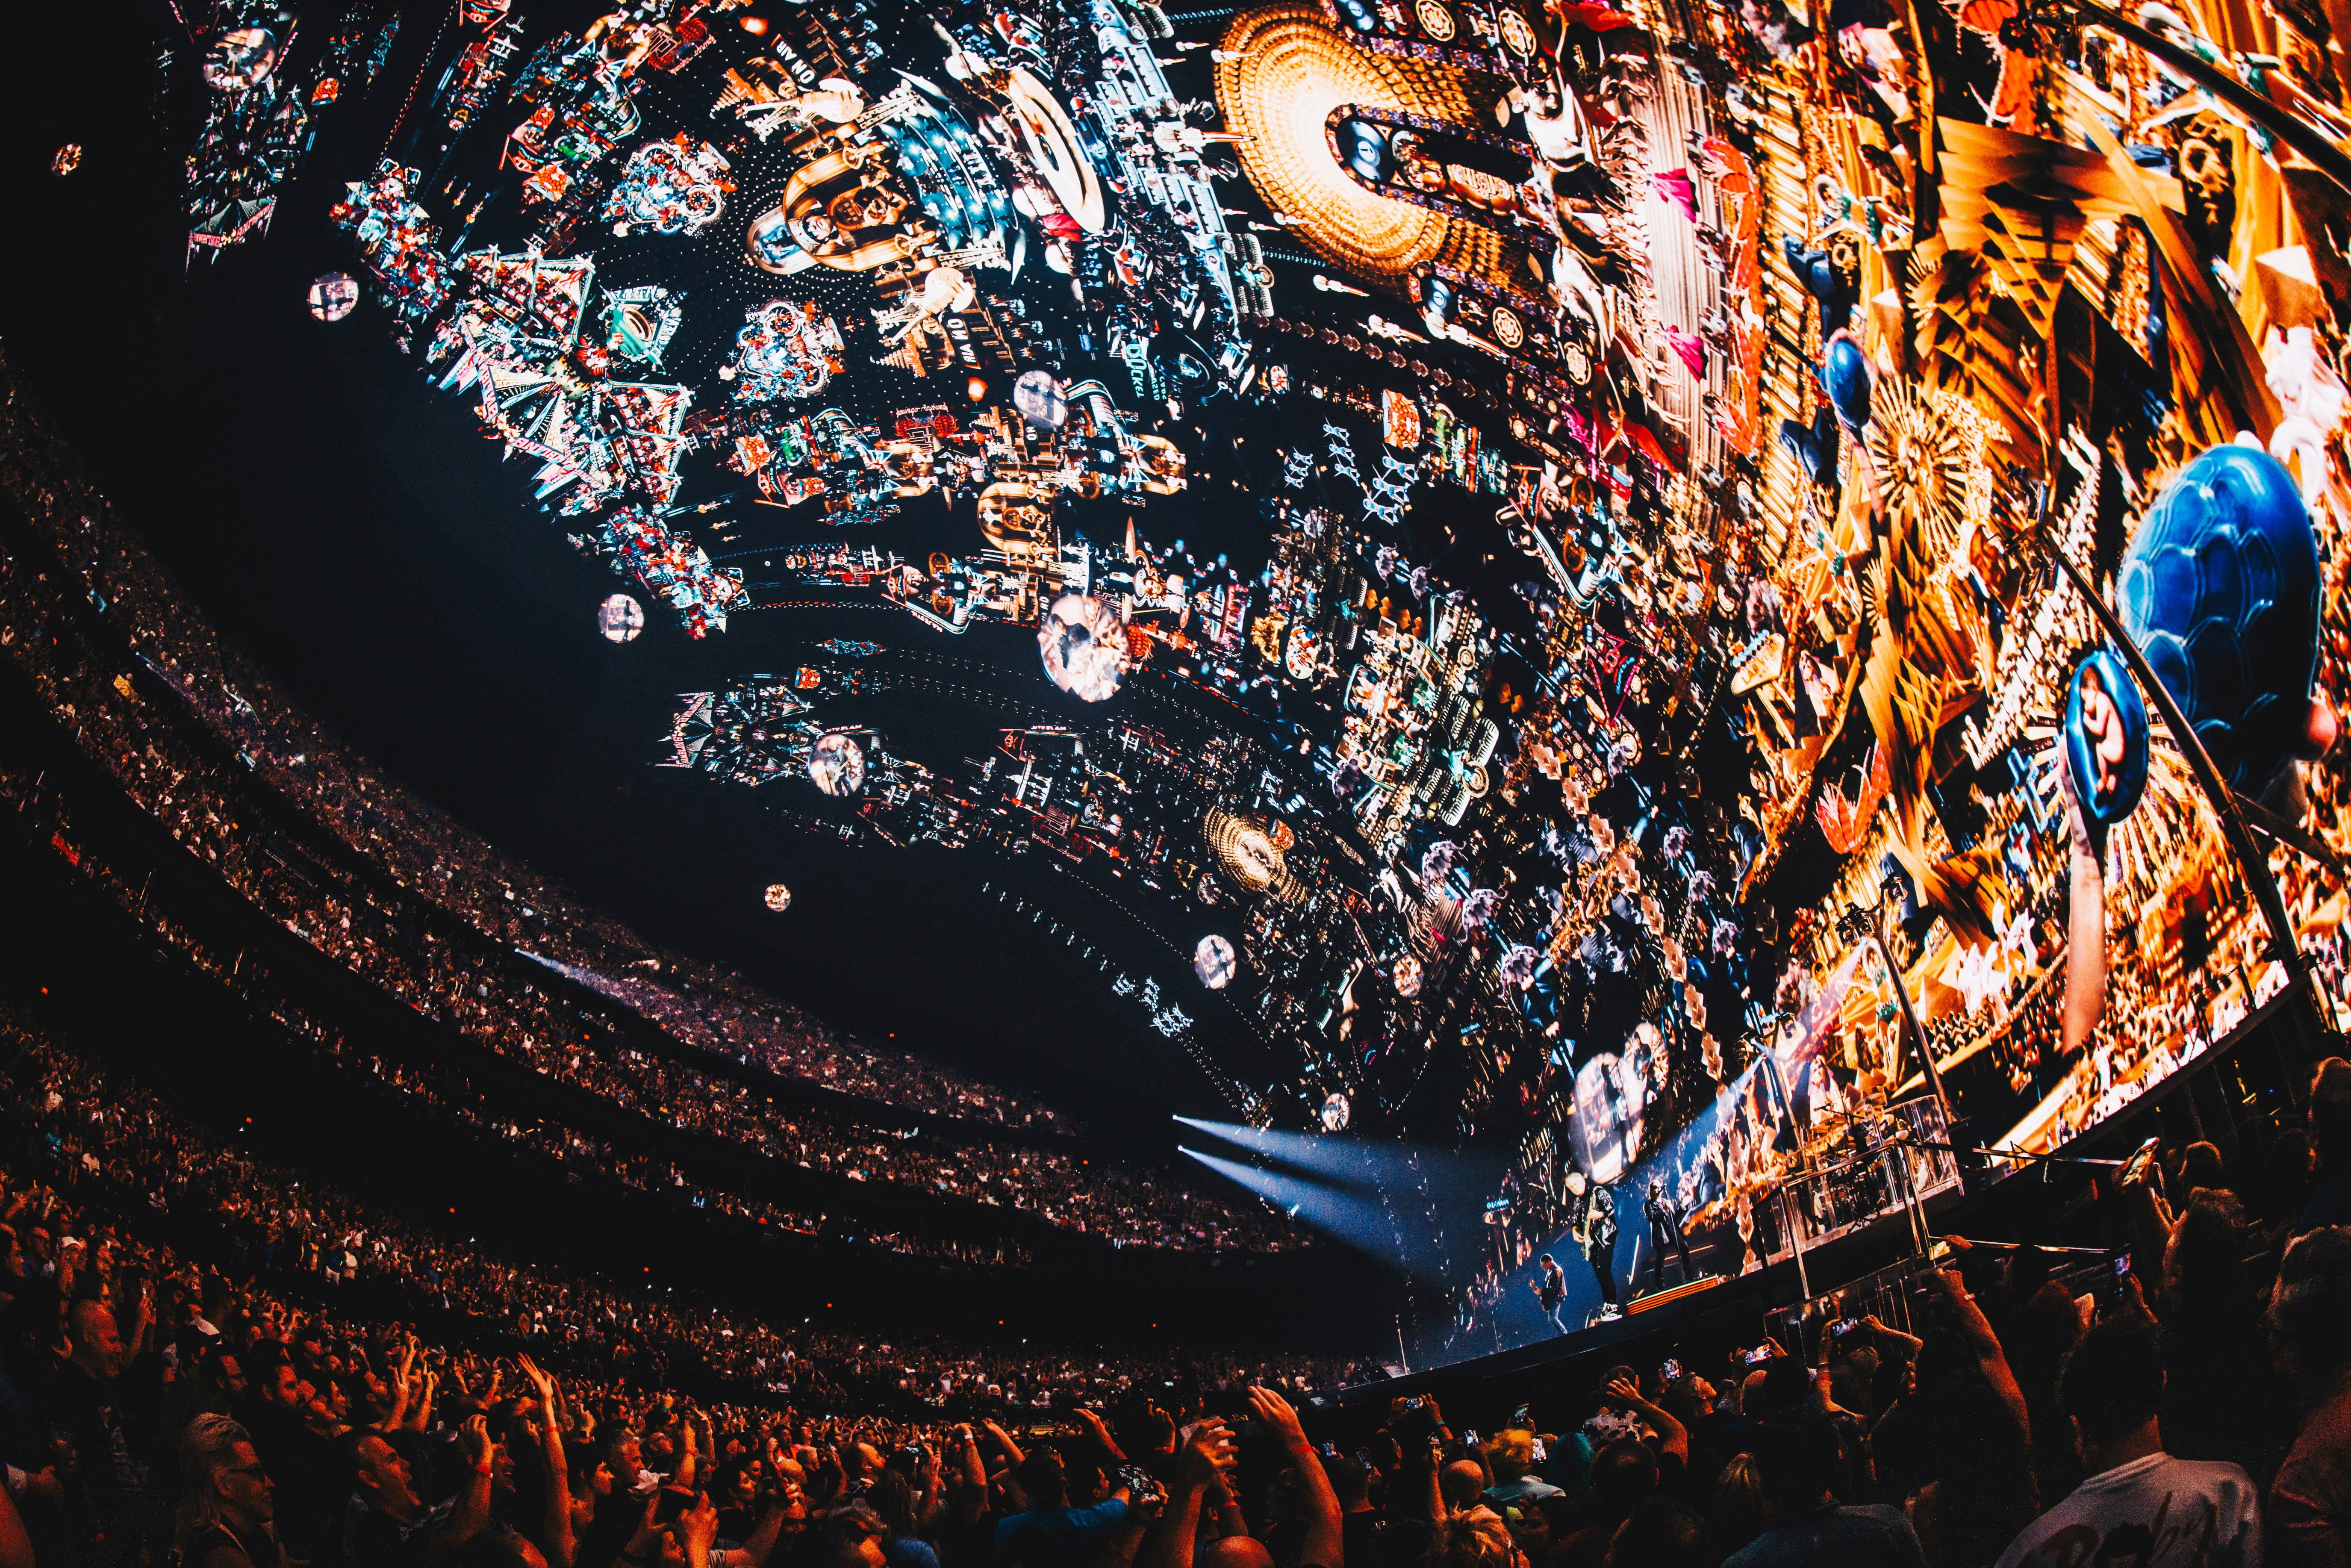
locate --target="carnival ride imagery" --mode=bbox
[47,0,2351,1361]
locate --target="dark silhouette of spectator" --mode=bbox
[2269,1226,2351,1568]
[1994,1318,2259,1568]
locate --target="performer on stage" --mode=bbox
[1530,1254,1570,1335]
[1565,1167,1621,1321]
[1644,1177,1694,1289]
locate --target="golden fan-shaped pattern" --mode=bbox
[1214,5,1506,282]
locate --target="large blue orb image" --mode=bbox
[2116,443,2321,796]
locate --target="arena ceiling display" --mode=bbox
[46,0,2351,1312]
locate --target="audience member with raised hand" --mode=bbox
[1248,1388,1341,1568]
[1135,1420,1237,1568]
[0,753,2347,1568]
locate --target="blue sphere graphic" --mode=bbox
[1823,333,1872,432]
[2062,647,2149,825]
[2116,443,2321,795]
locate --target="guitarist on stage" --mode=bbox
[1564,1167,1622,1322]
[1530,1253,1570,1334]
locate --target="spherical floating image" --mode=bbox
[1038,592,1128,702]
[1193,933,1238,989]
[763,883,793,913]
[596,593,645,644]
[1013,369,1069,430]
[1204,808,1300,899]
[1151,330,1217,395]
[203,24,280,90]
[1392,952,1424,998]
[2063,647,2148,825]
[1823,329,1872,431]
[52,145,82,177]
[807,731,867,796]
[2118,441,2323,795]
[1320,1092,1351,1133]
[309,273,359,322]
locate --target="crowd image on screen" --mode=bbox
[0,358,1298,1260]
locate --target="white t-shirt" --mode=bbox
[1994,1452,2262,1568]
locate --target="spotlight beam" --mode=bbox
[1181,1145,1458,1280]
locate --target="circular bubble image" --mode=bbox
[203,25,280,90]
[2118,442,2323,795]
[807,731,867,796]
[1205,809,1300,899]
[1013,369,1069,430]
[1039,592,1128,702]
[1193,934,1238,989]
[2063,647,2148,825]
[1392,953,1424,998]
[763,883,793,913]
[597,593,645,644]
[309,273,359,322]
[1320,1092,1351,1132]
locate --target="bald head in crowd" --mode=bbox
[1441,1460,1490,1512]
[1200,1538,1276,1568]
[68,1300,124,1380]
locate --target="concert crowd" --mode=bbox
[0,358,1293,1258]
[0,985,2347,1568]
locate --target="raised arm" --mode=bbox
[1074,1408,1129,1468]
[955,1425,988,1501]
[386,1341,415,1432]
[1860,1315,1921,1358]
[127,1275,155,1362]
[1205,1467,1249,1540]
[435,1415,497,1564]
[1385,1415,1442,1524]
[1601,1379,1687,1467]
[411,1365,438,1434]
[521,1357,575,1568]
[2060,748,2106,1060]
[733,1492,791,1568]
[913,1437,945,1532]
[1935,1269,2030,1441]
[1250,1388,1341,1568]
[683,1493,721,1568]
[982,1420,1026,1468]
[1134,1421,1234,1568]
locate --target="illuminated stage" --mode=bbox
[1324,982,2326,1400]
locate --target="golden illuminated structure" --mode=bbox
[1213,4,1507,284]
[1205,807,1309,901]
